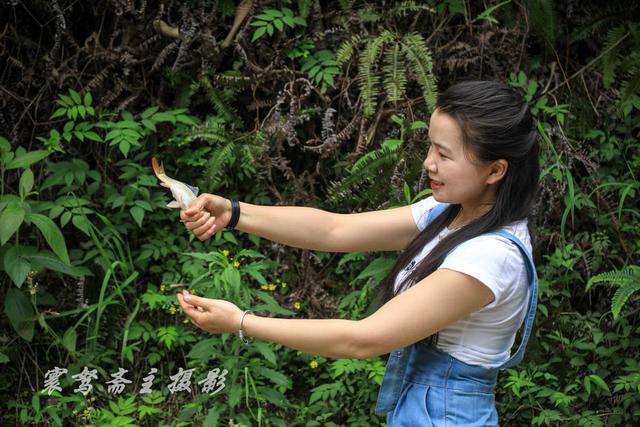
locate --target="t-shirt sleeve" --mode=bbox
[410,196,440,231]
[438,234,525,306]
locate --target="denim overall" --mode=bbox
[375,204,538,426]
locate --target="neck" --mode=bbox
[451,203,495,229]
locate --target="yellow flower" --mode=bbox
[222,249,230,257]
[293,302,301,311]
[168,306,177,315]
[281,282,287,289]
[261,284,268,290]
[160,284,166,292]
[268,284,277,291]
[183,318,190,324]
[233,261,240,268]
[309,360,318,369]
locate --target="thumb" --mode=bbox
[184,195,208,216]
[182,290,212,309]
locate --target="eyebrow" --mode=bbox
[430,140,453,154]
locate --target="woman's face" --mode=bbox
[423,109,500,211]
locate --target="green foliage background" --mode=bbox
[0,0,639,426]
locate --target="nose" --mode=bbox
[423,147,436,172]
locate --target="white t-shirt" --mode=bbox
[393,196,532,368]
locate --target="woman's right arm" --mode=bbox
[180,194,420,252]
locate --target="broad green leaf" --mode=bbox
[252,26,267,42]
[130,206,144,227]
[27,213,70,265]
[252,341,277,365]
[0,203,25,244]
[69,89,82,104]
[19,168,34,199]
[62,327,77,353]
[3,244,32,287]
[6,150,50,170]
[28,250,88,277]
[273,19,284,32]
[354,256,395,283]
[83,92,93,107]
[4,287,35,341]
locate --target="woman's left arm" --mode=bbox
[176,269,494,359]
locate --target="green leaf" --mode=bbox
[0,203,25,244]
[266,24,274,36]
[27,213,70,265]
[28,250,87,277]
[83,92,93,107]
[0,352,9,364]
[252,341,277,365]
[50,108,67,119]
[130,206,144,227]
[72,215,91,236]
[273,19,284,32]
[69,89,82,104]
[354,256,395,283]
[4,287,35,341]
[19,168,34,198]
[62,327,77,353]
[6,150,50,170]
[3,245,32,287]
[588,374,611,394]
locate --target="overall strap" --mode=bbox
[486,230,538,369]
[426,202,450,223]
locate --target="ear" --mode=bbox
[486,159,508,185]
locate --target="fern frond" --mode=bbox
[401,33,437,112]
[188,116,229,144]
[588,266,640,289]
[527,0,558,45]
[336,34,362,65]
[328,145,400,203]
[601,25,628,87]
[359,31,395,117]
[200,75,242,126]
[207,141,236,188]
[390,1,435,17]
[611,279,640,320]
[619,64,640,107]
[382,43,407,104]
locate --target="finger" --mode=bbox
[192,216,216,237]
[184,195,209,217]
[182,291,214,310]
[181,209,205,222]
[177,294,207,321]
[185,211,212,231]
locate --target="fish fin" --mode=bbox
[186,184,199,196]
[167,201,180,208]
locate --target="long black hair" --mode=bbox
[377,80,540,343]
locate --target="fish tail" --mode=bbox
[151,157,166,178]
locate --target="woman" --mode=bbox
[176,80,540,426]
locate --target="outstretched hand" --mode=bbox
[176,290,242,334]
[180,194,232,241]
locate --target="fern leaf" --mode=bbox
[207,142,236,188]
[601,25,628,88]
[383,43,407,103]
[402,33,437,112]
[587,266,640,290]
[336,34,362,65]
[359,31,395,117]
[611,279,640,320]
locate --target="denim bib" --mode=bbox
[375,203,538,426]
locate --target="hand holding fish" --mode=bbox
[180,194,233,241]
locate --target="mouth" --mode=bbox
[430,179,444,189]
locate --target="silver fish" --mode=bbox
[152,157,198,210]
